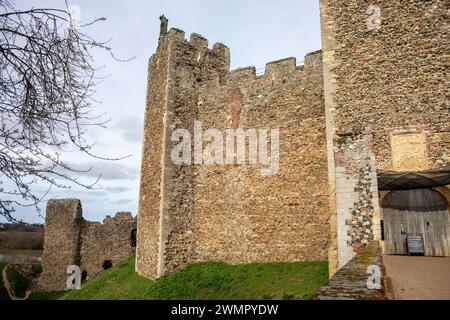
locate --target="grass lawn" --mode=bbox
[61,257,328,300]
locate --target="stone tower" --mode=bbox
[136,21,231,279]
[136,18,330,280]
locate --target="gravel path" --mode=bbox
[383,255,450,300]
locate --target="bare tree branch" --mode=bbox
[0,0,131,222]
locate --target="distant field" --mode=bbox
[0,223,44,252]
[60,257,328,300]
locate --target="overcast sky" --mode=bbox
[6,0,322,223]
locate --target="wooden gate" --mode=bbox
[382,189,450,256]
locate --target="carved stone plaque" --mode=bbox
[391,132,428,171]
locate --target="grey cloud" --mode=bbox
[68,189,107,198]
[104,186,131,193]
[110,198,133,205]
[69,161,139,181]
[114,117,144,143]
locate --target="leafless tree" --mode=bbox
[0,0,127,222]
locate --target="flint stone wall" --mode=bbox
[137,28,330,279]
[320,0,450,275]
[38,199,136,291]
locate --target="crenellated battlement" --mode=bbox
[163,28,230,61]
[166,27,185,41]
[265,57,297,75]
[228,66,256,82]
[219,51,321,88]
[156,22,321,87]
[190,33,208,49]
[166,28,229,52]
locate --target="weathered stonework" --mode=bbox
[391,131,428,171]
[38,199,136,291]
[320,0,450,275]
[334,133,381,267]
[137,0,449,280]
[137,27,330,279]
[313,241,386,300]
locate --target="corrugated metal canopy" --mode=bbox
[377,165,450,191]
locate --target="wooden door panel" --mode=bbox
[382,189,450,256]
[384,208,407,255]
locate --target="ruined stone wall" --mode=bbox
[38,200,83,292]
[38,200,136,291]
[320,0,450,275]
[80,212,136,277]
[137,27,330,279]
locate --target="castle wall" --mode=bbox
[193,52,329,265]
[137,28,330,279]
[38,200,136,291]
[320,0,450,275]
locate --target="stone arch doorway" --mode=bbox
[382,188,450,256]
